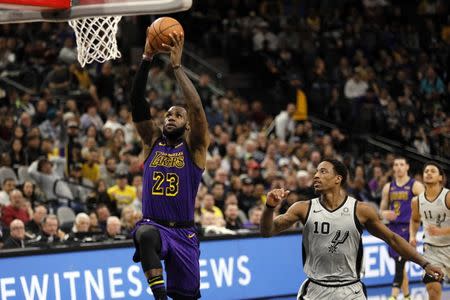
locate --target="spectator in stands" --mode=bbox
[80,104,104,132]
[86,179,115,213]
[64,120,82,176]
[25,204,47,238]
[224,203,243,230]
[58,38,77,65]
[81,148,100,183]
[102,216,126,241]
[296,170,315,200]
[238,176,258,214]
[69,63,92,92]
[224,193,247,224]
[10,138,27,171]
[107,171,136,212]
[64,212,94,243]
[274,103,296,141]
[201,193,224,219]
[95,204,111,233]
[120,205,136,238]
[0,177,16,206]
[100,156,117,188]
[25,133,42,164]
[367,166,387,206]
[2,219,27,249]
[1,189,30,227]
[88,211,102,234]
[200,211,235,236]
[42,61,71,96]
[38,110,63,141]
[91,62,115,103]
[28,158,73,205]
[31,214,62,246]
[210,181,226,210]
[243,206,263,230]
[420,65,445,107]
[344,67,368,101]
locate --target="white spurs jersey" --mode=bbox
[302,196,363,284]
[419,188,450,246]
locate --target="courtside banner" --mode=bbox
[0,232,424,299]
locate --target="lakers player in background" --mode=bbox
[380,157,424,300]
[410,162,450,300]
[260,159,443,300]
[129,30,209,300]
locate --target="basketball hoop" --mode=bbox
[68,16,122,67]
[0,0,193,66]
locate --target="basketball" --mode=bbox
[147,17,184,52]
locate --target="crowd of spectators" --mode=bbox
[0,1,448,250]
[187,0,450,158]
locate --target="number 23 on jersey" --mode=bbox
[152,171,180,196]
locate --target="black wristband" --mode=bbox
[265,203,276,209]
[421,262,430,269]
[172,64,182,69]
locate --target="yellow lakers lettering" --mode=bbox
[150,151,185,168]
[390,191,409,201]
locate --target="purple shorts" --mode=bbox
[132,219,201,298]
[388,223,410,258]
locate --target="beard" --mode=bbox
[163,126,186,141]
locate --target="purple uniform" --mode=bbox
[133,137,203,297]
[387,177,415,258]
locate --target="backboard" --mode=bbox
[0,0,192,23]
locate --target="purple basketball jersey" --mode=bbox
[388,178,415,224]
[142,138,203,222]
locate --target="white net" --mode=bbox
[68,16,122,67]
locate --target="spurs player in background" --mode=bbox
[260,159,443,300]
[380,157,424,300]
[130,31,209,300]
[410,162,450,300]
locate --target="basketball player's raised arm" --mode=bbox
[357,202,444,279]
[163,32,209,168]
[409,197,421,246]
[260,188,308,237]
[130,30,162,151]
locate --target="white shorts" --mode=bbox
[423,244,450,278]
[297,279,366,300]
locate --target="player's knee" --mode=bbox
[137,225,160,246]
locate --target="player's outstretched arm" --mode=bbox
[260,189,308,237]
[130,29,162,151]
[162,32,210,169]
[409,197,421,247]
[357,202,444,280]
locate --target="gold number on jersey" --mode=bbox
[166,173,179,196]
[393,201,401,216]
[151,172,179,197]
[152,172,165,195]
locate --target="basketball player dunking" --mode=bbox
[130,31,209,300]
[410,162,450,300]
[260,159,443,300]
[380,157,424,300]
